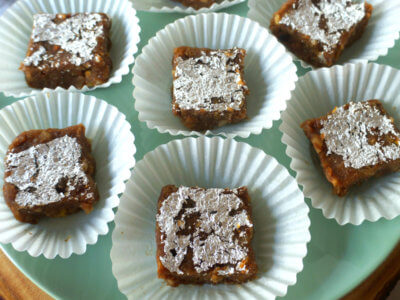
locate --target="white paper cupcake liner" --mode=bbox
[0,92,136,258]
[111,137,310,300]
[248,0,400,69]
[0,0,140,98]
[280,62,400,225]
[131,0,245,13]
[133,13,298,138]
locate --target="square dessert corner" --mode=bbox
[3,124,99,224]
[155,185,257,286]
[171,46,249,131]
[301,100,400,196]
[270,0,373,67]
[20,13,112,90]
[173,0,215,9]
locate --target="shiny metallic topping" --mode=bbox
[5,136,89,207]
[279,0,366,52]
[24,13,105,66]
[23,45,47,66]
[173,48,247,112]
[156,186,252,275]
[216,266,235,275]
[320,101,400,169]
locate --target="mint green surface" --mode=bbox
[1,3,400,299]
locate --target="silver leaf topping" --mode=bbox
[321,101,400,169]
[24,13,105,67]
[173,48,247,112]
[5,135,89,207]
[279,0,366,52]
[156,186,252,275]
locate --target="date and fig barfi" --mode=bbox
[20,13,112,89]
[301,100,400,196]
[3,124,99,224]
[270,0,373,67]
[172,46,249,131]
[172,0,215,9]
[156,185,257,286]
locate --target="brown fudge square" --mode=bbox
[156,185,257,286]
[3,124,99,224]
[172,46,249,131]
[301,100,400,196]
[270,0,373,67]
[20,13,112,89]
[172,0,215,9]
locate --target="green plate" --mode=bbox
[1,3,400,299]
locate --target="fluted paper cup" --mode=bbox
[248,0,400,69]
[280,62,400,225]
[131,0,245,13]
[0,92,136,258]
[0,0,140,97]
[133,13,298,138]
[111,137,310,299]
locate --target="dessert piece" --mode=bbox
[270,0,373,67]
[172,46,249,131]
[301,100,400,196]
[3,124,99,224]
[20,13,112,89]
[172,0,215,9]
[156,185,257,286]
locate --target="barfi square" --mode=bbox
[301,100,400,196]
[270,0,373,67]
[20,13,112,89]
[172,46,249,131]
[156,185,257,286]
[3,124,99,223]
[173,0,215,9]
